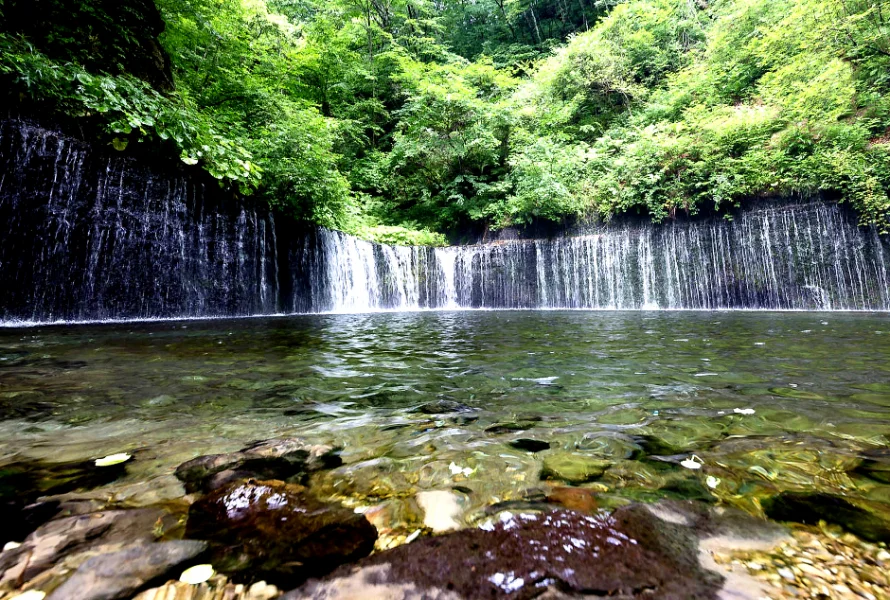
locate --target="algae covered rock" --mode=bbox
[540,453,611,483]
[855,448,890,484]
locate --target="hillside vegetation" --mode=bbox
[2,0,889,241]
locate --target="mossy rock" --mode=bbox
[541,454,611,483]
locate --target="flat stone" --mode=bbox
[40,475,188,510]
[541,454,611,483]
[47,540,207,600]
[185,479,377,586]
[175,438,341,493]
[1,508,175,584]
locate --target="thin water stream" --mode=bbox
[2,311,889,537]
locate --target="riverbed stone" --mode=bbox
[416,490,464,533]
[175,438,341,493]
[543,486,599,512]
[1,457,131,545]
[185,479,377,585]
[284,500,788,600]
[134,579,281,600]
[762,491,890,543]
[46,540,207,600]
[1,507,177,585]
[540,453,611,483]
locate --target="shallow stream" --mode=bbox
[2,311,890,542]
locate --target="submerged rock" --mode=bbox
[540,454,611,483]
[633,435,688,457]
[46,541,207,600]
[507,439,550,453]
[0,458,130,544]
[762,492,890,543]
[484,422,536,435]
[657,478,718,504]
[284,501,787,600]
[0,390,56,421]
[416,491,464,533]
[411,400,475,415]
[543,486,599,513]
[855,447,890,484]
[175,438,341,493]
[185,479,377,585]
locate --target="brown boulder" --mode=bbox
[185,480,377,586]
[286,507,721,600]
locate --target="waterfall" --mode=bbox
[296,201,890,312]
[0,120,279,322]
[1,118,889,323]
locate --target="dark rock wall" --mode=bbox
[0,119,279,322]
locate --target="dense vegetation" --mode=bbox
[2,0,889,241]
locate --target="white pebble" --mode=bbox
[681,456,703,470]
[94,453,131,467]
[777,567,795,581]
[180,564,214,585]
[9,592,46,600]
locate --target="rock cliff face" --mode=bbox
[0,119,280,322]
[1,117,889,323]
[2,0,174,91]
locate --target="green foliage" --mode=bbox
[356,225,448,246]
[3,0,889,238]
[0,32,261,191]
[378,58,517,228]
[505,0,890,231]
